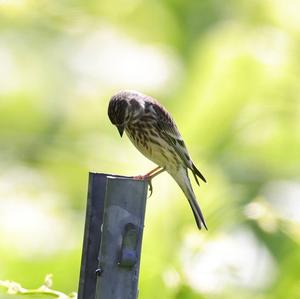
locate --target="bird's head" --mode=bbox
[108,90,145,137]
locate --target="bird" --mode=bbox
[108,90,207,230]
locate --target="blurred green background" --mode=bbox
[0,0,300,298]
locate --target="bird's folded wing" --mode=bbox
[152,101,206,185]
[152,103,192,169]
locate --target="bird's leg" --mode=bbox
[147,167,166,179]
[144,166,163,177]
[132,166,162,180]
[132,167,166,197]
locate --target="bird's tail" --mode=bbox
[170,168,207,230]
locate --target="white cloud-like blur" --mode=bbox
[263,180,300,223]
[0,166,78,257]
[68,25,182,96]
[182,228,277,293]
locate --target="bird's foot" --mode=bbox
[147,179,153,197]
[131,166,165,198]
[132,175,146,180]
[132,175,153,197]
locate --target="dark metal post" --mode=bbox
[78,173,148,299]
[78,173,107,299]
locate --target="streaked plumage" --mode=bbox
[108,90,207,229]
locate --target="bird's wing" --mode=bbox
[152,101,206,184]
[152,103,189,161]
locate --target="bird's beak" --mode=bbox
[117,125,125,137]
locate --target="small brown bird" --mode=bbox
[108,90,207,229]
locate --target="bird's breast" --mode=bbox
[125,123,181,170]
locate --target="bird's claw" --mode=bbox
[147,180,153,198]
[132,175,153,198]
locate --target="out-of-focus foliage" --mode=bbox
[0,0,299,298]
[0,274,76,299]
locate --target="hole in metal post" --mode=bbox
[118,223,139,268]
